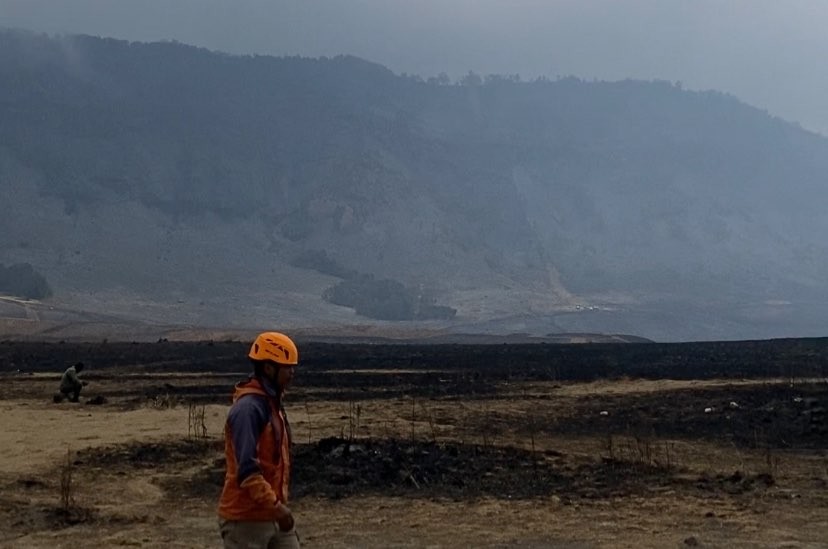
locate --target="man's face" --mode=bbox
[277,365,296,390]
[263,362,296,391]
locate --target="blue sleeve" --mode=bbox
[227,395,271,485]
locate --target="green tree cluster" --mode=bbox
[0,263,52,299]
[324,274,456,321]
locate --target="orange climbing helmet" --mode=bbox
[248,332,299,366]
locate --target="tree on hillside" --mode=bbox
[0,263,52,299]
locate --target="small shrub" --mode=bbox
[59,448,75,512]
[148,393,179,409]
[188,403,208,440]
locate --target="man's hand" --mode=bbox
[273,503,294,532]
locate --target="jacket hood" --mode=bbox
[232,375,280,403]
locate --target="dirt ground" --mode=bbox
[0,340,827,548]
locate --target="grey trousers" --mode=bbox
[219,520,300,549]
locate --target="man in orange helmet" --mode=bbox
[218,332,301,549]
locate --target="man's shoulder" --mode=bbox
[230,392,270,416]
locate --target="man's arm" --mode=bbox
[226,396,293,529]
[66,368,81,385]
[227,396,269,483]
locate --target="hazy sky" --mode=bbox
[3,0,827,135]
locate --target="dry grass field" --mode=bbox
[0,339,827,548]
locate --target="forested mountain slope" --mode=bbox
[2,29,827,341]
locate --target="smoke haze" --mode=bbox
[2,0,827,134]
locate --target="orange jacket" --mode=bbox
[218,377,291,521]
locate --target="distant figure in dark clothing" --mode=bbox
[59,362,88,403]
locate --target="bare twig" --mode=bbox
[59,447,75,512]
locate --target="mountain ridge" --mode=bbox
[2,29,827,341]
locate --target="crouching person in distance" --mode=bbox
[59,361,88,403]
[218,332,300,549]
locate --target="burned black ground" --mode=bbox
[3,337,828,380]
[3,338,826,507]
[72,436,777,506]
